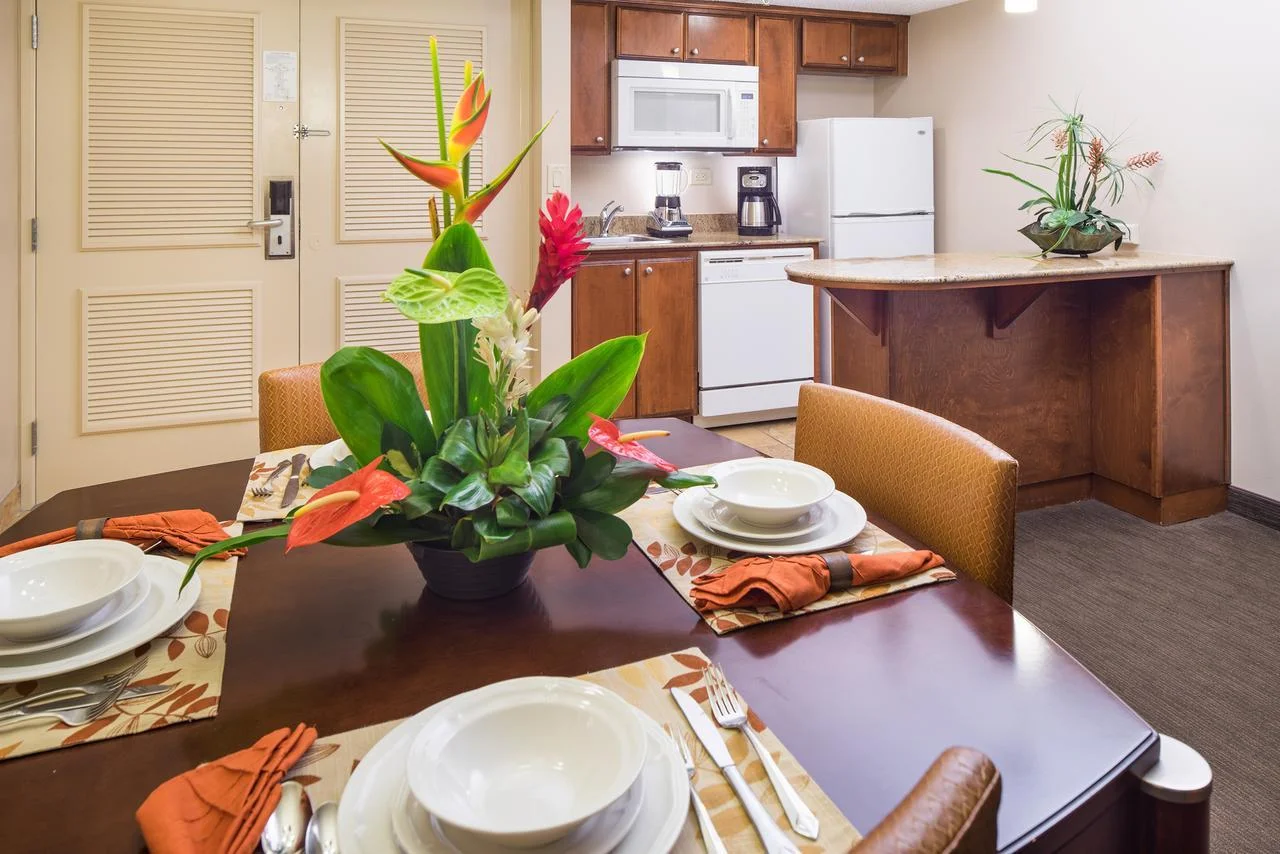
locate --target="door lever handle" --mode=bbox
[246,218,284,229]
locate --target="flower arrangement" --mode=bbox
[182,38,712,591]
[985,99,1161,256]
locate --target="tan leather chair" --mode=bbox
[794,384,1018,603]
[258,351,427,452]
[856,747,1002,854]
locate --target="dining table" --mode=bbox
[0,418,1157,853]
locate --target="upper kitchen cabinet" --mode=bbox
[754,15,797,155]
[571,2,611,153]
[615,7,686,60]
[801,15,907,76]
[685,13,751,64]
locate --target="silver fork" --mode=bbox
[665,724,728,854]
[0,667,137,729]
[706,664,820,840]
[0,657,147,715]
[252,459,293,497]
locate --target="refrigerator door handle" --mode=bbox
[834,211,934,218]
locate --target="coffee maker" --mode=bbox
[646,161,694,238]
[737,166,782,237]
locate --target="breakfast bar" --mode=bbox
[785,251,1235,523]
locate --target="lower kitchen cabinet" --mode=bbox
[571,254,697,419]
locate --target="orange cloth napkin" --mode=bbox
[691,550,945,613]
[0,510,245,560]
[136,723,317,854]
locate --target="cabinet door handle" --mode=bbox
[623,267,632,276]
[690,47,699,56]
[841,54,849,62]
[595,136,604,143]
[858,56,865,63]
[762,138,769,146]
[672,47,681,54]
[644,266,653,275]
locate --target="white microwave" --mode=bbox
[612,59,759,150]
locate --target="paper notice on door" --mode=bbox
[263,50,298,102]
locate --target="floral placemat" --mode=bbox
[0,526,243,761]
[619,468,956,634]
[288,647,858,853]
[236,446,323,522]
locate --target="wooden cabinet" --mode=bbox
[572,259,638,417]
[754,16,796,155]
[801,15,906,75]
[852,20,899,72]
[685,13,750,64]
[570,2,611,153]
[616,7,685,60]
[635,257,697,417]
[571,253,697,418]
[800,18,851,69]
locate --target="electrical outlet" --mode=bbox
[689,167,713,186]
[1122,222,1141,245]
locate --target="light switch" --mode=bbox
[546,163,568,196]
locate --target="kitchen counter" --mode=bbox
[785,250,1234,289]
[586,231,822,253]
[786,249,1234,524]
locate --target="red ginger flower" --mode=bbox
[286,456,410,551]
[527,191,588,312]
[588,415,677,472]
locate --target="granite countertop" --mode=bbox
[785,250,1235,289]
[586,231,823,253]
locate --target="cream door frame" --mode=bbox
[18,0,37,509]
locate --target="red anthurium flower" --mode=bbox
[380,140,464,197]
[286,456,411,551]
[588,415,678,472]
[527,192,588,312]
[448,66,491,162]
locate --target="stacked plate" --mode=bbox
[338,677,690,854]
[673,458,868,555]
[0,541,202,682]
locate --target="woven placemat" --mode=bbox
[236,446,323,522]
[289,646,859,853]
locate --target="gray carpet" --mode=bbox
[1014,501,1280,853]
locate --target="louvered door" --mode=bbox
[35,0,301,500]
[298,0,535,364]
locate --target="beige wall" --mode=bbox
[1,1,20,505]
[534,0,574,377]
[797,74,875,120]
[875,0,1280,500]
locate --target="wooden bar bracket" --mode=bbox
[828,288,886,341]
[989,283,1051,338]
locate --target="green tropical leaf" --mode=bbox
[473,509,517,543]
[531,437,571,477]
[442,471,496,511]
[438,419,486,474]
[525,336,645,441]
[421,456,463,493]
[564,471,650,515]
[380,422,422,477]
[495,495,531,528]
[512,462,556,517]
[320,347,434,467]
[463,510,576,561]
[982,168,1055,201]
[384,268,508,325]
[565,538,593,569]
[306,462,354,489]
[571,510,633,560]
[400,479,446,519]
[563,451,615,499]
[181,524,292,590]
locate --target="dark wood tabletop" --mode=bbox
[0,419,1156,853]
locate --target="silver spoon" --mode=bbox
[305,801,340,854]
[261,780,312,854]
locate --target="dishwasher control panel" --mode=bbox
[698,246,814,284]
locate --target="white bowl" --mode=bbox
[0,540,145,641]
[406,677,648,849]
[708,458,836,528]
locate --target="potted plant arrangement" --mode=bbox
[985,99,1162,256]
[182,38,713,599]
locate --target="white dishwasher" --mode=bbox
[696,246,815,425]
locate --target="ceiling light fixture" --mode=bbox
[1005,0,1037,12]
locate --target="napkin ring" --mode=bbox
[820,552,854,591]
[75,517,109,540]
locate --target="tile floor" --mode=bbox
[710,420,796,460]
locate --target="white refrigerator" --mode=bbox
[777,117,935,379]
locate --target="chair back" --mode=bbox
[258,352,426,452]
[856,746,1001,854]
[794,384,1018,603]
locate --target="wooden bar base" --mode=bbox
[1017,475,1228,524]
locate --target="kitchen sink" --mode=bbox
[583,234,672,247]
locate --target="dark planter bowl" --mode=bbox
[1019,222,1123,257]
[405,543,535,600]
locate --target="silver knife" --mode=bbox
[671,687,800,854]
[279,452,309,509]
[11,683,174,716]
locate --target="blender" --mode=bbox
[646,161,694,238]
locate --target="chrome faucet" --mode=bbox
[600,201,624,236]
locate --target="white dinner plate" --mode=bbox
[0,572,151,658]
[691,490,826,541]
[673,489,869,556]
[338,695,687,854]
[0,557,201,683]
[309,438,351,470]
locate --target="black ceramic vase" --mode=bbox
[405,543,535,600]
